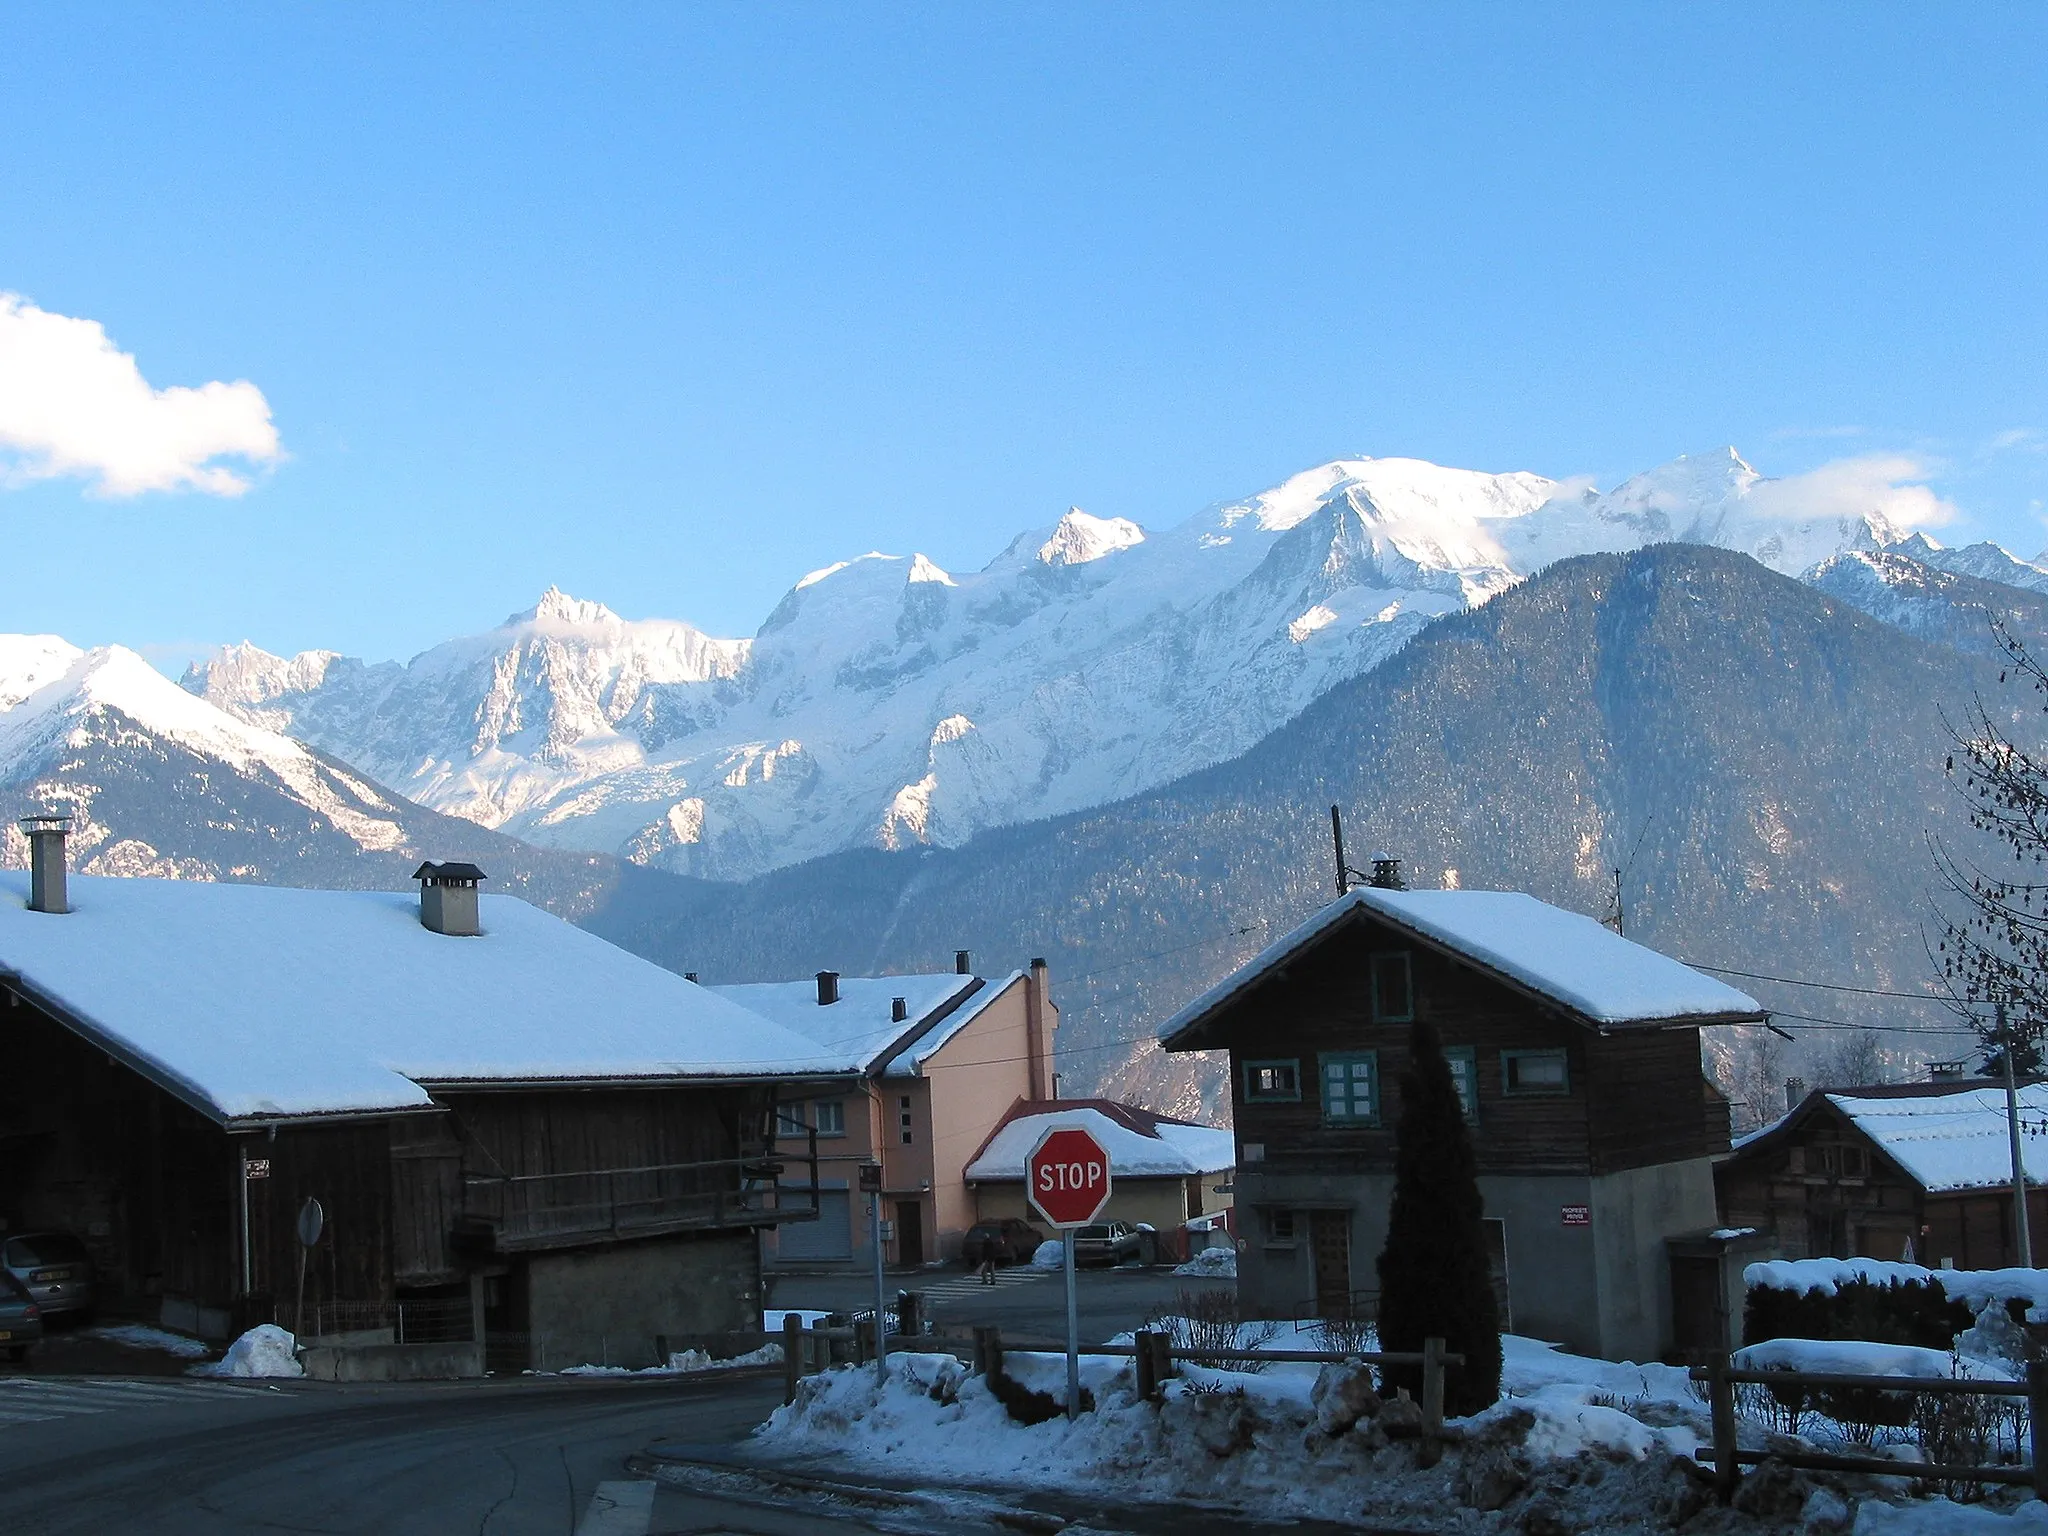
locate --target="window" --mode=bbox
[1319,1051,1379,1124]
[1445,1046,1479,1121]
[774,1102,807,1138]
[1264,1208,1298,1245]
[1371,952,1413,1022]
[1501,1048,1570,1096]
[900,1094,914,1145]
[813,1099,845,1137]
[1243,1059,1301,1103]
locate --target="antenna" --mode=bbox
[1604,814,1655,936]
[1328,805,1375,894]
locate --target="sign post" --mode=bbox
[859,1161,886,1386]
[293,1197,324,1342]
[1025,1126,1113,1420]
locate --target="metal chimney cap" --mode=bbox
[413,861,487,887]
[18,814,71,832]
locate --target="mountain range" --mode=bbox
[180,447,2034,884]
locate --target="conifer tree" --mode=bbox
[1375,1015,1502,1414]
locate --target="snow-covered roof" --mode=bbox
[1829,1085,2048,1193]
[1159,887,1762,1048]
[708,971,1012,1076]
[0,872,847,1126]
[963,1102,1235,1182]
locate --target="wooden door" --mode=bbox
[1309,1210,1351,1318]
[1668,1255,1724,1360]
[895,1200,924,1267]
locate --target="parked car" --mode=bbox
[961,1218,1047,1265]
[1070,1221,1144,1266]
[0,1270,43,1362]
[2,1231,96,1322]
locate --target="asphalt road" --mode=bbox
[0,1369,886,1535]
[767,1263,1228,1347]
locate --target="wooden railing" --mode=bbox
[1693,1355,2048,1500]
[462,1150,820,1251]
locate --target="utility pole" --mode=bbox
[2001,1002,2034,1265]
[1330,805,1349,895]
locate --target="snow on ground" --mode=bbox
[1172,1247,1237,1278]
[556,1342,784,1376]
[189,1324,302,1379]
[1854,1500,2048,1534]
[84,1323,213,1359]
[754,1326,2020,1531]
[1735,1336,2014,1381]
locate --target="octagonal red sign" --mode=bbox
[1026,1126,1113,1228]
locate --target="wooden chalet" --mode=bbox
[1717,1079,2048,1270]
[1158,875,1764,1363]
[0,827,846,1372]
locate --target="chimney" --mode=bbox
[20,814,69,915]
[816,970,839,1006]
[1368,852,1406,891]
[412,861,485,936]
[1025,956,1051,1101]
[684,972,699,984]
[891,996,908,1023]
[1784,1077,1807,1113]
[955,949,971,975]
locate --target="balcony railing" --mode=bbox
[460,1151,819,1253]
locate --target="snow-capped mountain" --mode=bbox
[179,448,1944,882]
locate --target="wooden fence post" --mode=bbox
[2029,1357,2048,1503]
[1709,1354,1739,1503]
[1135,1328,1158,1401]
[782,1313,802,1404]
[1421,1337,1446,1435]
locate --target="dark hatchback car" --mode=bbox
[2,1232,96,1322]
[0,1270,42,1362]
[961,1218,1046,1265]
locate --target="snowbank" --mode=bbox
[558,1342,785,1376]
[1172,1247,1237,1278]
[85,1323,212,1360]
[1030,1240,1064,1270]
[1746,1257,2048,1319]
[189,1323,302,1379]
[1853,1500,2048,1535]
[1734,1336,2012,1381]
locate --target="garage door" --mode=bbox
[776,1189,852,1262]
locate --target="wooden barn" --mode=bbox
[1716,1079,2048,1271]
[1158,874,1764,1363]
[0,829,846,1372]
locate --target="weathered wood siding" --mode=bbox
[244,1121,399,1306]
[1225,911,1723,1178]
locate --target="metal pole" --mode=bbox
[1330,806,1349,895]
[238,1146,252,1296]
[871,1193,888,1388]
[2003,1003,2033,1265]
[1063,1229,1080,1420]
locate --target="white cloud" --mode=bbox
[0,294,281,496]
[1748,453,1959,531]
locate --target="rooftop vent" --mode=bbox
[955,950,971,975]
[412,861,486,937]
[684,971,699,984]
[19,814,69,915]
[1368,853,1406,891]
[891,996,908,1023]
[1930,1058,1968,1081]
[1784,1077,1807,1113]
[817,970,839,1006]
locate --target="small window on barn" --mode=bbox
[1319,1051,1379,1124]
[1501,1048,1570,1096]
[774,1102,808,1138]
[814,1099,846,1137]
[1264,1208,1298,1245]
[1243,1059,1301,1103]
[1445,1047,1479,1122]
[1371,952,1414,1022]
[1842,1144,1867,1177]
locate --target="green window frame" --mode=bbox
[1501,1047,1570,1097]
[1243,1059,1301,1103]
[1319,1051,1380,1124]
[1445,1046,1479,1122]
[1371,951,1414,1023]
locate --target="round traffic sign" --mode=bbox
[1026,1126,1113,1228]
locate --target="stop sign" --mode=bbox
[1026,1126,1113,1228]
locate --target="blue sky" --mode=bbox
[3,5,2046,665]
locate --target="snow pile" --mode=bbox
[1853,1501,2048,1534]
[1172,1247,1237,1278]
[1030,1240,1064,1270]
[84,1323,212,1360]
[1746,1257,2048,1319]
[189,1324,302,1379]
[1734,1337,2011,1381]
[557,1342,784,1376]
